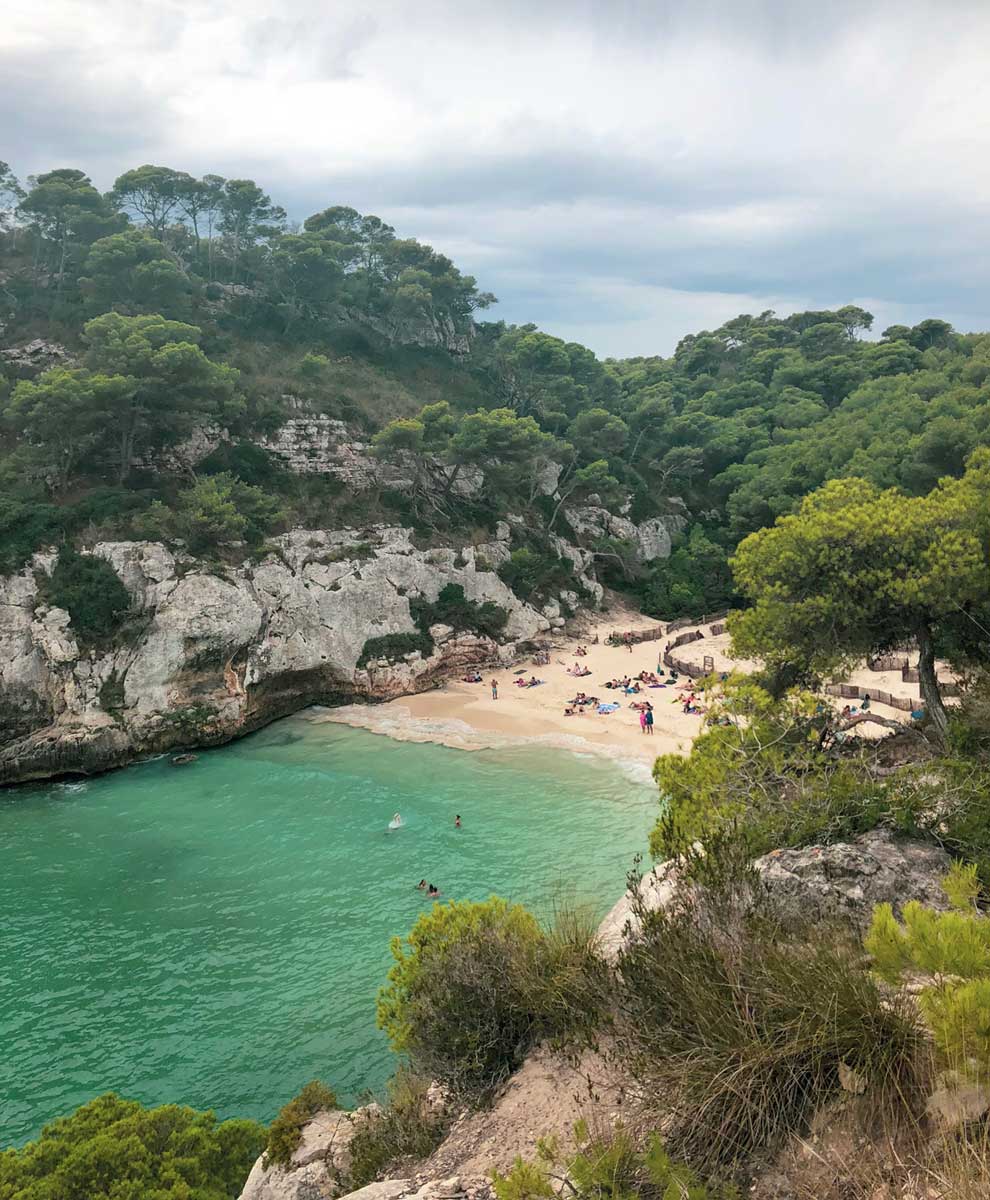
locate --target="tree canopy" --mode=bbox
[0,1092,265,1200]
[729,451,990,739]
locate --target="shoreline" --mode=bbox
[311,612,707,778]
[307,702,660,784]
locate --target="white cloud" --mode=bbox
[4,0,990,353]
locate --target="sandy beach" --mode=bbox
[318,609,954,766]
[319,613,708,769]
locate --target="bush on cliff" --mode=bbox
[357,631,434,668]
[410,582,509,641]
[263,1080,338,1168]
[376,897,606,1099]
[0,1092,266,1200]
[45,548,131,643]
[614,882,925,1174]
[492,1122,738,1200]
[343,1069,446,1190]
[866,863,990,1079]
[134,473,284,553]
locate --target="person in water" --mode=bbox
[417,879,427,889]
[455,814,461,828]
[427,884,440,897]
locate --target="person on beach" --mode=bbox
[455,814,461,828]
[639,710,647,733]
[491,679,498,700]
[645,706,654,735]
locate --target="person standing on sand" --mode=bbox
[645,707,654,735]
[639,710,647,733]
[491,679,498,700]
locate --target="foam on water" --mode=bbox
[0,717,656,1146]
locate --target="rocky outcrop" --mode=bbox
[239,1104,388,1200]
[598,829,951,957]
[563,505,685,565]
[753,828,950,928]
[0,523,555,785]
[0,338,73,377]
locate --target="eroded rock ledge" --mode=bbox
[0,522,591,786]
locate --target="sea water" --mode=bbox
[0,717,656,1146]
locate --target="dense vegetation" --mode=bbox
[4,158,990,626]
[376,897,605,1099]
[0,1093,265,1200]
[6,154,990,1196]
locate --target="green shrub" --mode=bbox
[264,1080,338,1168]
[497,546,576,602]
[46,548,131,643]
[614,889,924,1173]
[649,681,878,862]
[492,1122,737,1200]
[410,583,509,641]
[296,352,331,382]
[136,473,284,553]
[866,867,990,1078]
[357,631,434,669]
[0,495,63,572]
[376,898,606,1099]
[199,441,283,488]
[0,1092,266,1200]
[343,1070,446,1190]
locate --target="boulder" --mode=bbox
[0,338,72,376]
[754,829,950,928]
[238,1107,384,1200]
[598,830,951,957]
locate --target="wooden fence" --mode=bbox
[664,610,730,634]
[663,653,709,679]
[608,625,664,645]
[824,683,920,713]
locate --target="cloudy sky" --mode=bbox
[5,0,990,356]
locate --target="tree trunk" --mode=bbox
[916,621,949,744]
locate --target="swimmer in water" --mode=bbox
[388,812,403,831]
[417,879,427,889]
[428,884,440,898]
[455,814,461,828]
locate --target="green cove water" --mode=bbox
[0,716,655,1146]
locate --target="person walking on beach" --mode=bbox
[491,678,498,700]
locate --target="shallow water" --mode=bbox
[0,717,655,1146]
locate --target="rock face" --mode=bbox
[564,505,685,564]
[598,829,951,956]
[0,524,555,785]
[0,338,73,377]
[238,1105,386,1200]
[753,828,951,928]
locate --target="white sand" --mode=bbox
[319,612,956,763]
[319,613,713,768]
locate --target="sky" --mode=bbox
[4,0,990,358]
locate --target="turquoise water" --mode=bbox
[0,717,655,1147]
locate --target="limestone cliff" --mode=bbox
[0,523,566,785]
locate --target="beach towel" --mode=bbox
[597,702,620,714]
